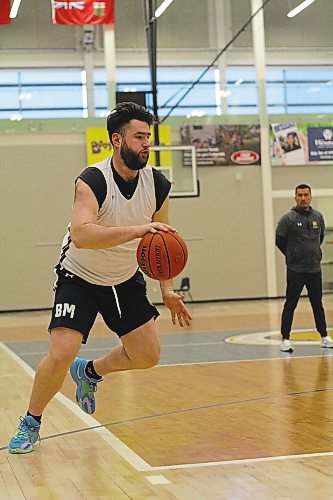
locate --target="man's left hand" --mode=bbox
[162,290,192,327]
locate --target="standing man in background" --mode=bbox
[276,184,333,352]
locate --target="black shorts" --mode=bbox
[48,267,159,343]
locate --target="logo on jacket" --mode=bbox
[297,222,302,226]
[312,220,318,228]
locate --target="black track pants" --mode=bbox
[281,269,327,340]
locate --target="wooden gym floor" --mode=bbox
[0,295,333,499]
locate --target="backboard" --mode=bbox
[150,145,199,198]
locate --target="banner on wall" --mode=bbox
[270,123,333,165]
[85,125,172,167]
[308,127,333,162]
[52,0,114,25]
[271,123,306,165]
[180,124,261,166]
[0,0,11,24]
[86,127,112,165]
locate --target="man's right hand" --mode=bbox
[136,222,176,238]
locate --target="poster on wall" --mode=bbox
[85,125,171,166]
[86,127,112,165]
[271,123,306,165]
[307,126,333,162]
[270,123,333,166]
[180,124,261,166]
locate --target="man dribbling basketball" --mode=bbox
[8,102,192,454]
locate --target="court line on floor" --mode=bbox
[6,351,333,368]
[4,386,333,471]
[148,450,333,470]
[3,341,230,356]
[0,342,152,471]
[4,336,333,367]
[159,354,333,366]
[8,325,333,358]
[225,328,333,345]
[2,342,333,472]
[7,345,333,358]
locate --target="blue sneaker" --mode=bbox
[70,357,103,414]
[8,415,41,454]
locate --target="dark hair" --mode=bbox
[295,183,311,194]
[106,102,153,144]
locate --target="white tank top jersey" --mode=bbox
[58,157,171,286]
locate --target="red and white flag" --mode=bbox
[0,0,11,24]
[52,0,114,25]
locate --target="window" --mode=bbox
[0,69,85,120]
[94,66,218,118]
[226,67,333,115]
[284,69,333,113]
[1,66,333,119]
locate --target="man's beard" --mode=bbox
[120,141,149,171]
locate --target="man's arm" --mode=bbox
[152,198,192,327]
[275,234,287,255]
[70,180,173,249]
[320,214,325,245]
[275,214,289,255]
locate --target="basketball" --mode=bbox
[137,230,188,280]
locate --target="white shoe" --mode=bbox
[280,339,293,352]
[320,335,333,348]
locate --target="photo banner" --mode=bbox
[308,127,333,162]
[271,123,306,165]
[52,0,114,25]
[180,125,261,166]
[270,123,333,166]
[85,126,172,167]
[0,0,11,24]
[86,127,112,165]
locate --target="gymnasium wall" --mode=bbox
[1,0,333,310]
[1,118,332,311]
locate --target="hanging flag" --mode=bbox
[0,0,11,24]
[52,0,114,25]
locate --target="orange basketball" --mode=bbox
[137,230,188,280]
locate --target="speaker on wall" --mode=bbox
[116,91,147,107]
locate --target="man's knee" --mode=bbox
[144,349,160,368]
[48,327,81,369]
[47,349,77,369]
[128,345,160,369]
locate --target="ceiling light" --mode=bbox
[287,0,316,18]
[19,93,32,100]
[9,0,22,19]
[10,114,22,121]
[155,0,174,18]
[307,86,320,93]
[186,110,205,118]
